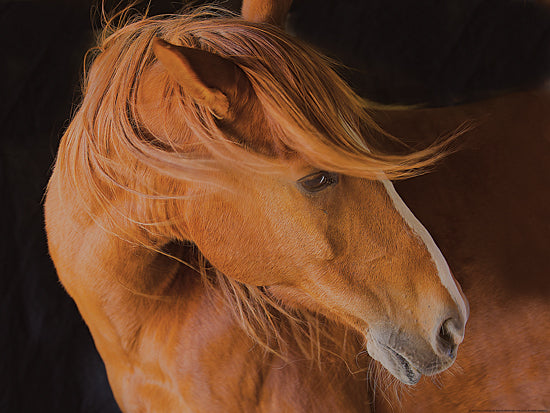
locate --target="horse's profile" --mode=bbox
[44,1,548,412]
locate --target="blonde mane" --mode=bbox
[55,7,453,365]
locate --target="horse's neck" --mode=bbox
[76,235,370,411]
[46,166,374,411]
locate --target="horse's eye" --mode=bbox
[298,171,339,193]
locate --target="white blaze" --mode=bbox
[381,179,470,323]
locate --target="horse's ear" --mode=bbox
[241,0,293,27]
[152,38,243,119]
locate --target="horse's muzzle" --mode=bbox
[366,313,466,385]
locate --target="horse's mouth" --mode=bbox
[384,346,422,385]
[366,334,424,385]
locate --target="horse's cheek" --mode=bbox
[183,198,284,285]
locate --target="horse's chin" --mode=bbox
[366,335,423,386]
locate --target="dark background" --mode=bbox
[1,1,549,411]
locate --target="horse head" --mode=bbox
[77,3,469,385]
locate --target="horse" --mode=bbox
[45,1,550,411]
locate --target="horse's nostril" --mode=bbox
[437,318,458,358]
